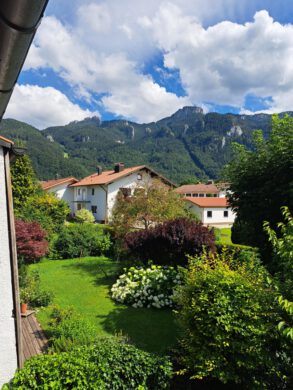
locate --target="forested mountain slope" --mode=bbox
[1,107,290,183]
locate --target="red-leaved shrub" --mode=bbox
[15,219,49,263]
[124,217,215,265]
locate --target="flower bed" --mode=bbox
[111,265,181,309]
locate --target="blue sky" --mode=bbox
[5,0,293,128]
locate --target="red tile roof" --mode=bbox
[175,183,220,194]
[70,165,175,187]
[184,197,230,208]
[41,177,78,190]
[0,135,14,145]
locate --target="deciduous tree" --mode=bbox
[225,115,293,264]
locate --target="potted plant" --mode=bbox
[20,288,30,314]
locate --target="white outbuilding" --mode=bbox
[185,197,235,227]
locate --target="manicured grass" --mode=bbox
[30,257,178,354]
[215,227,232,245]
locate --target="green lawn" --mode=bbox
[30,257,178,354]
[215,227,232,245]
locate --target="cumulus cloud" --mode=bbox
[24,15,190,122]
[21,1,293,122]
[145,5,293,112]
[5,84,99,129]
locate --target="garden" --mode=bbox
[5,117,293,389]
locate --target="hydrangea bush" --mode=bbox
[111,265,181,309]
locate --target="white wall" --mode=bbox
[47,184,74,212]
[89,186,107,221]
[0,147,18,386]
[186,202,235,227]
[107,170,151,220]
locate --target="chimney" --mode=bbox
[97,166,103,175]
[114,162,125,173]
[207,179,214,185]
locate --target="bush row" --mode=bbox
[5,338,172,390]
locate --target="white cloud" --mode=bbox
[4,85,99,129]
[23,15,190,122]
[145,5,293,111]
[21,1,293,121]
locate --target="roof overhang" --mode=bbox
[0,0,49,120]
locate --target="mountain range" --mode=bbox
[0,106,289,184]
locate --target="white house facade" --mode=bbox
[185,197,235,227]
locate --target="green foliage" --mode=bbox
[264,206,293,297]
[175,250,291,388]
[48,306,98,352]
[75,208,95,223]
[21,192,70,234]
[20,270,53,307]
[6,339,172,389]
[111,266,182,309]
[54,223,112,259]
[226,115,293,264]
[11,154,39,212]
[264,207,293,340]
[111,179,187,237]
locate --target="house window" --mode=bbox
[77,188,81,196]
[192,193,198,197]
[77,203,82,210]
[185,193,191,197]
[120,187,131,197]
[91,205,97,214]
[199,193,204,197]
[92,188,95,196]
[207,210,212,218]
[224,210,229,217]
[137,173,142,180]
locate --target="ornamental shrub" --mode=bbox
[175,251,292,389]
[15,219,49,263]
[111,265,182,308]
[47,305,98,352]
[5,338,172,389]
[54,223,112,259]
[124,217,215,266]
[75,208,95,223]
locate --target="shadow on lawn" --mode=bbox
[64,258,119,286]
[98,305,178,354]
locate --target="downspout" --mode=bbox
[0,0,49,119]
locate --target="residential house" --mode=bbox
[41,176,78,203]
[42,163,174,222]
[175,181,228,198]
[184,197,235,227]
